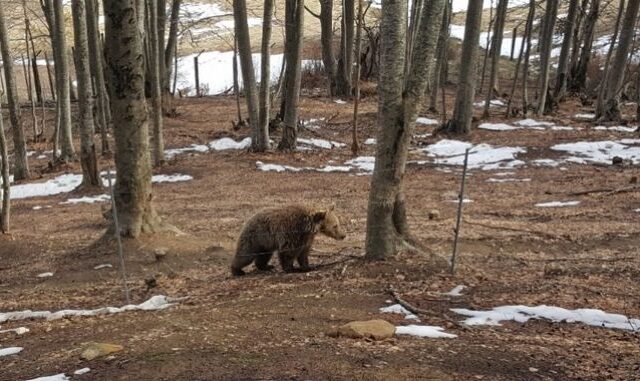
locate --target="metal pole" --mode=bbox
[451,148,470,274]
[106,168,130,304]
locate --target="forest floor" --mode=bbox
[1,93,639,381]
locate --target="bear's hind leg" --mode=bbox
[254,252,274,271]
[296,246,313,272]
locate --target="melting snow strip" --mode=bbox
[451,305,640,331]
[0,347,23,356]
[0,295,181,323]
[379,304,420,321]
[395,325,457,338]
[74,368,91,375]
[535,201,580,207]
[25,374,70,381]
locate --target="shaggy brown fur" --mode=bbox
[230,205,346,276]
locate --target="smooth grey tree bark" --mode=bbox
[536,0,559,115]
[149,0,165,165]
[336,0,355,96]
[553,0,579,100]
[278,0,305,151]
[483,0,508,117]
[72,0,101,188]
[319,0,338,95]
[86,0,111,155]
[0,103,10,233]
[233,0,265,151]
[365,0,445,260]
[104,0,166,237]
[259,0,274,147]
[0,5,30,180]
[442,0,483,134]
[596,0,640,121]
[53,0,76,161]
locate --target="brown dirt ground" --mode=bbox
[1,90,640,381]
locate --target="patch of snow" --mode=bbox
[514,119,554,127]
[422,140,526,171]
[0,326,29,334]
[334,99,347,104]
[380,304,420,321]
[550,126,575,131]
[164,144,209,159]
[316,165,352,173]
[395,325,457,338]
[25,374,70,381]
[574,113,595,120]
[474,99,506,108]
[74,368,91,375]
[531,159,560,167]
[551,140,640,165]
[93,264,113,270]
[255,161,302,173]
[635,208,640,212]
[442,285,467,296]
[37,272,53,278]
[0,346,23,356]
[345,156,375,172]
[298,138,346,149]
[447,198,473,204]
[0,295,179,323]
[416,117,439,125]
[209,137,252,151]
[535,200,580,207]
[486,178,531,183]
[478,123,519,131]
[594,126,637,133]
[364,138,376,145]
[152,174,194,183]
[61,194,110,205]
[452,305,640,331]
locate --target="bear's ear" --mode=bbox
[313,211,326,223]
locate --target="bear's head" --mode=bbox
[313,206,346,241]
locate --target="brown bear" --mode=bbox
[230,205,346,276]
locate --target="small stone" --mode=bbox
[529,367,539,373]
[428,209,440,220]
[329,320,395,341]
[154,248,168,261]
[612,156,623,165]
[80,342,123,361]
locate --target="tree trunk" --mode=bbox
[429,0,451,112]
[442,0,483,134]
[483,0,508,117]
[570,0,598,93]
[164,0,182,91]
[278,0,305,151]
[536,0,558,115]
[148,0,165,165]
[351,0,364,155]
[233,0,262,151]
[553,0,579,100]
[0,5,30,180]
[506,0,535,117]
[86,0,111,155]
[479,2,494,93]
[0,103,10,233]
[595,0,625,118]
[72,0,101,188]
[258,0,274,148]
[596,0,640,121]
[319,0,338,96]
[104,0,165,237]
[365,0,445,260]
[157,0,167,95]
[53,0,76,161]
[522,0,535,116]
[336,0,354,96]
